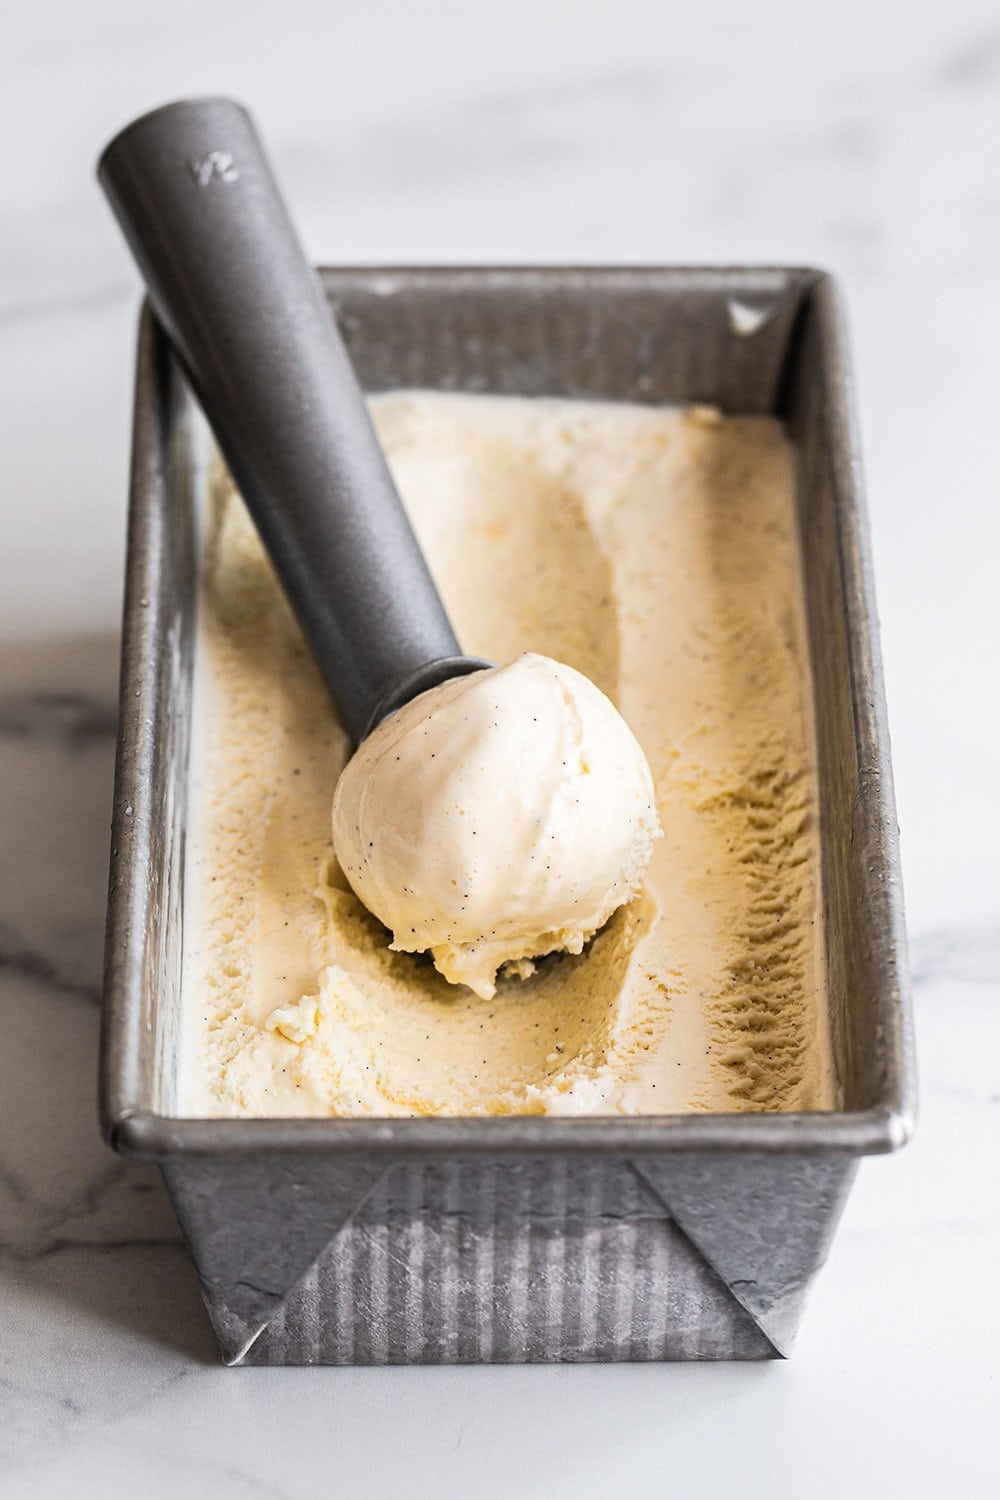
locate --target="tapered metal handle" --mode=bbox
[98,96,475,744]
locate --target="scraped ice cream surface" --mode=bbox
[181,393,833,1117]
[332,653,661,1000]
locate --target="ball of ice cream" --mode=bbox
[331,652,661,999]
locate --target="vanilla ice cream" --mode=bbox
[180,392,833,1117]
[332,653,661,999]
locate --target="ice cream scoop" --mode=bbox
[98,97,661,992]
[333,653,661,998]
[98,95,488,742]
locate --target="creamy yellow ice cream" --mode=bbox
[179,392,832,1117]
[332,653,661,999]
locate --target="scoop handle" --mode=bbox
[98,96,471,744]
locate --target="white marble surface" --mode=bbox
[2,1,998,1495]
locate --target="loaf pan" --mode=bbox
[101,266,915,1364]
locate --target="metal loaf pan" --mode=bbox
[101,267,915,1364]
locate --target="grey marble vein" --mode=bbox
[0,922,101,1005]
[0,281,135,329]
[936,25,1000,87]
[909,921,1000,987]
[0,690,117,750]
